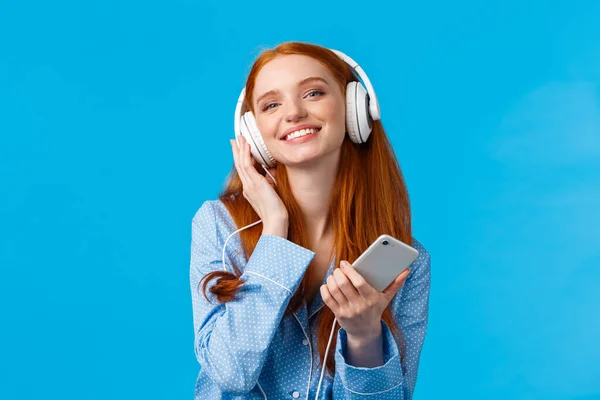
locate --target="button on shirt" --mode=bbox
[190,200,431,399]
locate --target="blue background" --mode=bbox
[1,0,599,399]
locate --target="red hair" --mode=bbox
[199,42,412,374]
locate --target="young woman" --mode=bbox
[190,42,431,399]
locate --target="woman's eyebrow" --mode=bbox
[255,76,329,105]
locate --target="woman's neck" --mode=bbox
[285,150,340,242]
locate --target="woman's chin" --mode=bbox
[275,142,341,168]
[281,153,330,168]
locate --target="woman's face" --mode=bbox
[251,54,347,167]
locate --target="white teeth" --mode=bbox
[284,128,319,141]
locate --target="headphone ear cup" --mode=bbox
[240,111,276,168]
[345,81,373,144]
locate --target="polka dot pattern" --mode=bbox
[190,200,431,399]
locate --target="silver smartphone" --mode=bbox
[352,234,419,292]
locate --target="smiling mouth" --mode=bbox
[282,128,322,141]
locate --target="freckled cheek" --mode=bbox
[319,101,345,126]
[326,104,347,133]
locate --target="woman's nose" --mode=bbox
[284,99,307,122]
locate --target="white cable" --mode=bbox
[218,164,276,399]
[262,164,276,186]
[222,220,262,272]
[218,163,335,398]
[257,382,267,400]
[314,318,337,400]
[221,163,276,273]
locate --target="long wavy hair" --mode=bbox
[199,42,412,375]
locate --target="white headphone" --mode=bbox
[233,49,381,169]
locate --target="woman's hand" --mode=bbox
[231,136,288,236]
[320,261,410,341]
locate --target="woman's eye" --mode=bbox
[262,103,278,111]
[261,91,324,111]
[307,90,325,98]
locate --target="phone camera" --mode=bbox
[382,240,389,245]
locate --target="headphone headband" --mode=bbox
[329,49,380,120]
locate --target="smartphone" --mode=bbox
[352,234,419,292]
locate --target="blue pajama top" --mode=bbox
[190,200,431,399]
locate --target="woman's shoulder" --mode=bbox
[191,198,238,238]
[389,237,431,312]
[410,237,431,269]
[396,237,430,294]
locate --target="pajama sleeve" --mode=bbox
[332,250,431,399]
[190,201,316,395]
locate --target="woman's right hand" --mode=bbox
[231,136,289,237]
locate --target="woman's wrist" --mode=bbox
[262,215,289,239]
[345,323,384,367]
[346,322,383,348]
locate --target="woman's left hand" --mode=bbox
[320,261,410,341]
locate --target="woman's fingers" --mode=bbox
[231,138,247,185]
[382,268,410,300]
[231,135,288,223]
[320,284,340,313]
[332,268,361,302]
[236,137,258,203]
[230,139,240,170]
[237,136,268,186]
[326,275,348,306]
[265,166,277,187]
[237,137,251,186]
[339,261,377,298]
